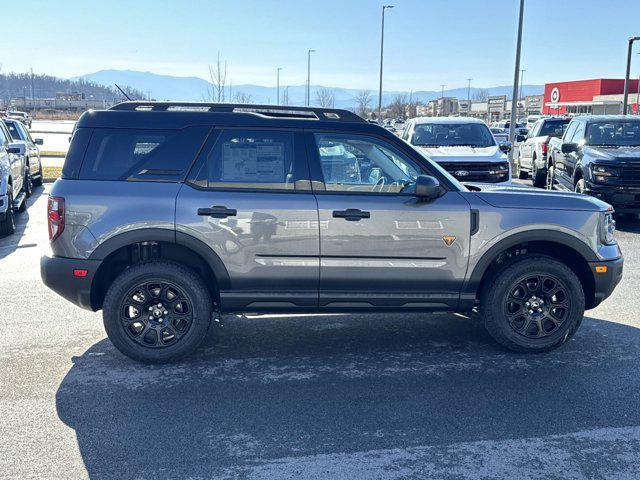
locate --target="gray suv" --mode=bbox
[41,102,624,363]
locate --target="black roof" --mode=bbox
[76,102,380,132]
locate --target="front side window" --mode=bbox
[586,121,640,147]
[314,133,421,193]
[411,123,495,148]
[5,122,23,141]
[198,129,300,190]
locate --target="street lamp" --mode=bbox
[377,5,394,121]
[623,37,640,114]
[306,50,315,107]
[276,67,282,105]
[467,78,472,107]
[440,84,446,116]
[518,69,526,114]
[508,0,525,160]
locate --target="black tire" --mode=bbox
[480,255,585,353]
[516,157,528,179]
[103,261,213,363]
[532,158,546,188]
[22,168,32,199]
[32,163,43,187]
[0,190,16,236]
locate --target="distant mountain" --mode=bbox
[75,69,544,109]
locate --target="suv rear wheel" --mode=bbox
[531,156,546,188]
[0,190,16,236]
[103,261,213,363]
[480,255,585,352]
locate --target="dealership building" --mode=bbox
[542,78,640,115]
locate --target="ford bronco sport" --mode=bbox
[41,102,623,363]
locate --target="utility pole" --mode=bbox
[508,0,525,159]
[377,5,394,121]
[622,36,640,114]
[276,67,282,105]
[306,50,315,106]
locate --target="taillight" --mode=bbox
[541,142,548,155]
[47,196,65,242]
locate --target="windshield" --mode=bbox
[412,123,495,148]
[539,120,569,138]
[586,121,640,147]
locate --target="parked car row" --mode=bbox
[0,117,42,236]
[1,110,32,128]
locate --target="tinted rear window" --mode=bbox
[539,120,569,137]
[79,127,210,181]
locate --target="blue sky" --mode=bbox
[4,0,640,90]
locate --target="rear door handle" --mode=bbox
[197,205,237,218]
[332,208,370,221]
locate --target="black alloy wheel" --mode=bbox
[120,280,194,348]
[504,273,570,339]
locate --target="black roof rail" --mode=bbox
[108,101,365,123]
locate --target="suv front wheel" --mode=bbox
[103,261,213,363]
[480,255,585,352]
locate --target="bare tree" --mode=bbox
[233,91,253,104]
[472,88,490,103]
[387,94,408,120]
[208,52,227,102]
[315,88,335,108]
[355,90,372,117]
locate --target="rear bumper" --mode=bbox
[589,256,624,309]
[40,254,101,311]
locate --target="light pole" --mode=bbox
[306,50,315,106]
[508,0,525,160]
[518,69,525,115]
[377,5,394,121]
[467,78,472,108]
[440,84,446,116]
[276,67,282,105]
[623,36,640,114]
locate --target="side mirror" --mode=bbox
[499,141,512,153]
[34,138,43,145]
[515,134,526,143]
[414,175,441,200]
[561,142,578,154]
[6,145,21,154]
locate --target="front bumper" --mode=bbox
[589,256,624,309]
[40,254,101,311]
[584,182,640,213]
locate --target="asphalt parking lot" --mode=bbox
[2,184,640,479]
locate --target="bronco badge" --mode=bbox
[443,235,456,246]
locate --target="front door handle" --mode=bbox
[332,208,370,221]
[197,205,237,218]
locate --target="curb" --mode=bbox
[40,151,67,158]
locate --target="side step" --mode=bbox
[12,191,26,210]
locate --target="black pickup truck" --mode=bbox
[547,115,640,214]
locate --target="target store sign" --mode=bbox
[550,87,560,103]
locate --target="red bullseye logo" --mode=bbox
[550,87,560,103]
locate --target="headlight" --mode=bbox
[600,211,616,245]
[591,164,618,183]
